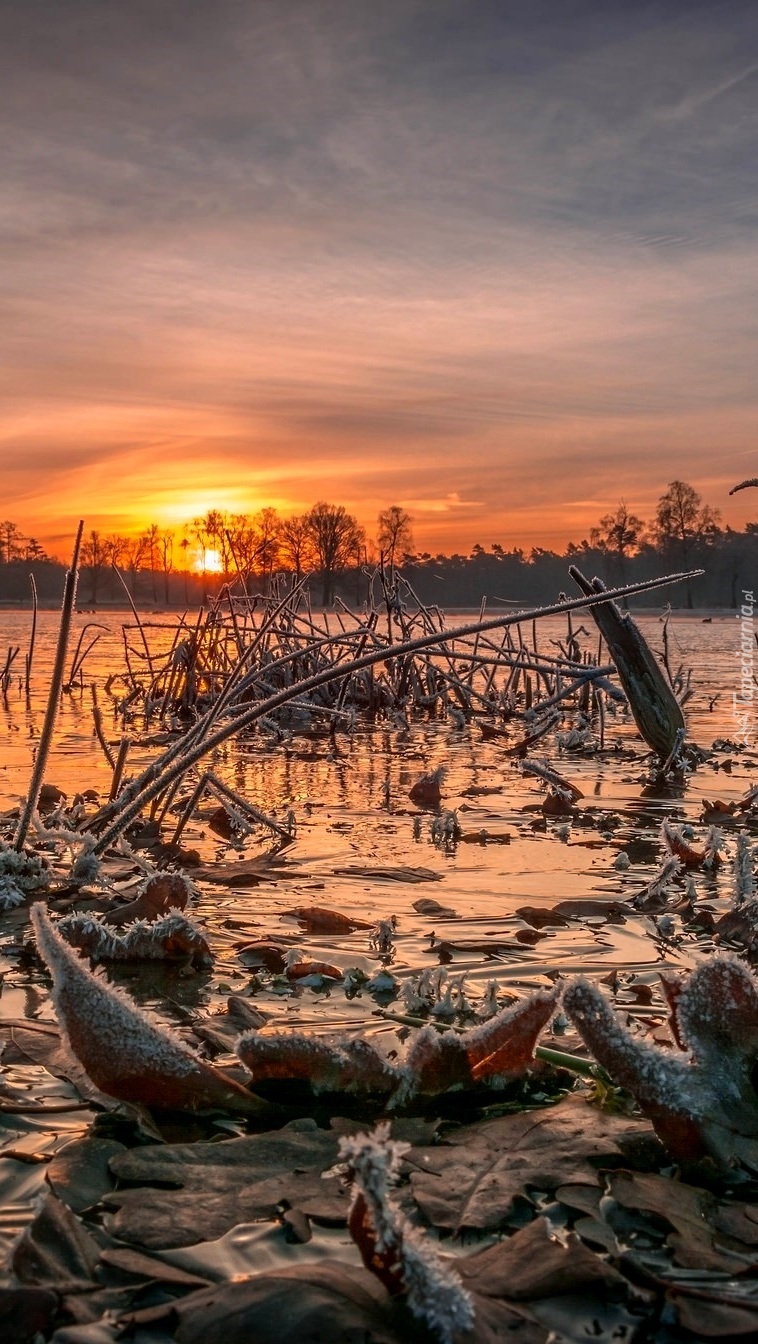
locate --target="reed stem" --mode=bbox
[14,521,83,850]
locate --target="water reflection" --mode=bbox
[0,609,754,1040]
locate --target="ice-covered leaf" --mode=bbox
[102,870,192,924]
[565,957,758,1168]
[30,905,268,1117]
[236,1031,398,1095]
[339,1123,475,1343]
[55,909,212,968]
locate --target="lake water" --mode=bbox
[1,606,755,1022]
[0,602,756,1257]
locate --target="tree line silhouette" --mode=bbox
[0,482,754,609]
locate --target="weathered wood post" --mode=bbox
[569,566,686,760]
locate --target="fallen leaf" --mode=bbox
[608,1171,758,1273]
[236,940,289,973]
[12,1192,100,1291]
[409,767,444,809]
[281,905,374,933]
[101,871,192,924]
[31,905,269,1117]
[333,865,442,883]
[412,897,459,918]
[46,1136,125,1213]
[515,905,569,929]
[408,1097,652,1232]
[104,1124,345,1248]
[552,899,627,923]
[0,1287,58,1344]
[193,855,285,886]
[458,1214,627,1299]
[169,1264,402,1344]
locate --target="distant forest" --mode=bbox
[0,481,754,610]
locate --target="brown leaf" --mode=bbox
[0,1287,58,1344]
[236,940,289,972]
[286,959,344,981]
[282,905,374,933]
[12,1192,100,1291]
[170,1265,402,1344]
[458,1214,627,1299]
[409,767,444,809]
[609,1172,757,1274]
[46,1136,125,1213]
[104,1125,345,1248]
[412,897,460,918]
[102,871,191,924]
[193,855,284,886]
[333,865,442,883]
[552,899,627,923]
[669,1291,758,1337]
[31,906,269,1117]
[515,905,569,929]
[409,1097,651,1232]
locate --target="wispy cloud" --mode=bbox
[1,0,757,551]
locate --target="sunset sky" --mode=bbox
[2,0,757,558]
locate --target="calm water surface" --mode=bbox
[0,606,754,1027]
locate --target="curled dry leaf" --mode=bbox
[284,953,344,982]
[236,1032,399,1095]
[661,823,704,868]
[30,905,268,1116]
[405,985,560,1096]
[408,765,445,809]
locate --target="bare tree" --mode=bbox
[377,505,413,567]
[655,480,720,607]
[123,535,148,598]
[278,514,313,580]
[81,530,108,604]
[159,530,174,604]
[304,502,364,605]
[251,507,280,583]
[590,501,646,601]
[0,521,22,564]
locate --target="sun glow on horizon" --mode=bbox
[196,548,224,574]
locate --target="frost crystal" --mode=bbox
[339,1123,475,1344]
[0,876,26,910]
[0,842,49,893]
[55,909,212,968]
[734,833,755,907]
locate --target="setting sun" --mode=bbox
[196,548,224,574]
